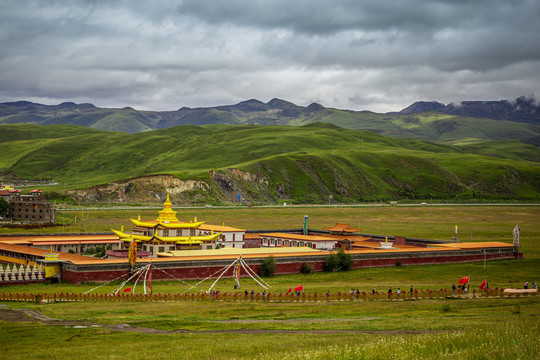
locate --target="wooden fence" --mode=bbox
[0,288,536,303]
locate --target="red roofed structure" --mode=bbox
[323,223,362,235]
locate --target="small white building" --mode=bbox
[198,224,246,249]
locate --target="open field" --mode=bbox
[1,205,539,359]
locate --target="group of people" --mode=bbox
[345,286,416,298]
[347,286,415,299]
[386,286,414,296]
[524,282,537,289]
[452,283,469,294]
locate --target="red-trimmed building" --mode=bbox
[259,232,339,250]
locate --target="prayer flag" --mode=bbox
[124,287,131,293]
[458,276,469,284]
[479,279,487,290]
[128,239,137,266]
[148,264,152,293]
[294,285,304,292]
[286,287,292,295]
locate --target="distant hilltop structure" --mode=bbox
[0,186,56,224]
[8,189,56,223]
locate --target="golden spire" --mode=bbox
[156,193,178,222]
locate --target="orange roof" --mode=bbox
[351,242,420,250]
[324,223,362,233]
[0,243,105,263]
[432,242,515,250]
[0,239,33,245]
[33,240,117,246]
[199,224,245,232]
[244,233,261,239]
[0,234,119,244]
[260,232,336,242]
[326,235,371,241]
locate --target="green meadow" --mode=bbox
[1,205,539,359]
[1,123,539,204]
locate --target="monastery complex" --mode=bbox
[0,195,522,284]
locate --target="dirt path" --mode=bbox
[0,305,445,335]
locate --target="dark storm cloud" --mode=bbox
[179,0,540,71]
[0,0,539,112]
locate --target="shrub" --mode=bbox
[0,197,8,216]
[258,256,276,277]
[300,262,312,274]
[324,249,353,272]
[323,253,341,272]
[337,248,352,271]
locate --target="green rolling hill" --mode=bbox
[1,123,539,204]
[1,99,539,144]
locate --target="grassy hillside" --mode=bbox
[0,123,539,203]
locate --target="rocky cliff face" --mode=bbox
[67,170,271,204]
[67,175,209,204]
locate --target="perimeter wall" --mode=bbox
[61,246,521,284]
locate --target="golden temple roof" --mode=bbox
[130,218,204,229]
[156,194,178,222]
[111,194,222,245]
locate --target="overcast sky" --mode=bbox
[1,0,539,113]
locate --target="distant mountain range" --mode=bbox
[1,97,539,144]
[399,96,539,124]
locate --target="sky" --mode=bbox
[1,0,539,113]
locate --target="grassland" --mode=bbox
[1,123,539,204]
[1,206,539,359]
